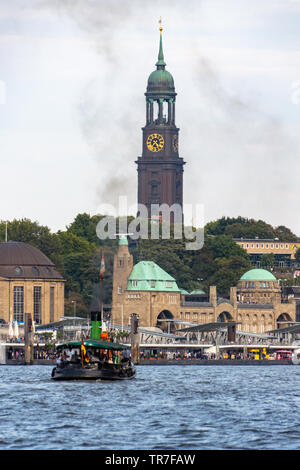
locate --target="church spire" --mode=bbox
[156,18,166,69]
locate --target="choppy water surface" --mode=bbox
[1,365,300,450]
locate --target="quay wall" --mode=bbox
[138,359,293,366]
[1,359,294,366]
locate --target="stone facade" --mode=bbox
[111,241,297,333]
[0,241,65,324]
[0,277,64,324]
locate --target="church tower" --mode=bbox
[136,23,185,220]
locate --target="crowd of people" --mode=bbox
[55,347,131,367]
[139,350,280,361]
[6,347,56,361]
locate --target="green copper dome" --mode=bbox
[146,28,175,96]
[147,69,175,94]
[240,269,277,282]
[127,261,180,292]
[190,289,206,295]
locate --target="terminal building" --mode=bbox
[111,237,298,334]
[0,241,65,324]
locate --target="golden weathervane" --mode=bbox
[159,17,163,34]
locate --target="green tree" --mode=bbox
[295,248,300,263]
[260,253,275,268]
[274,225,299,242]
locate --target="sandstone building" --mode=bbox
[0,241,65,324]
[111,238,297,333]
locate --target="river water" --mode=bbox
[0,364,300,450]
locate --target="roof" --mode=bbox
[119,236,128,246]
[0,241,54,266]
[127,261,180,292]
[190,289,206,295]
[240,268,277,282]
[180,289,190,295]
[234,238,299,243]
[147,69,175,95]
[57,339,129,351]
[237,303,274,309]
[146,29,175,97]
[0,241,64,280]
[217,298,233,305]
[177,322,240,333]
[265,324,300,335]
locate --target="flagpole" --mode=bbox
[100,273,103,325]
[99,251,105,326]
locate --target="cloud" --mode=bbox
[1,0,300,235]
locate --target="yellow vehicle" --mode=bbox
[248,348,269,360]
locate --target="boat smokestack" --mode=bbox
[90,311,102,340]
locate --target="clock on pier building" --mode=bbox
[136,24,185,221]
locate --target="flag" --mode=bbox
[100,252,105,279]
[81,338,86,356]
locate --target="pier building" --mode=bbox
[0,241,65,324]
[111,238,297,333]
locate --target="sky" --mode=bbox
[1,0,300,235]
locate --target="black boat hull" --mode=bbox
[51,363,136,381]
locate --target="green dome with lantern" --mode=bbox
[146,23,176,98]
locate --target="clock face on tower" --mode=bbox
[146,133,164,152]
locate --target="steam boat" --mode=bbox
[51,339,136,381]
